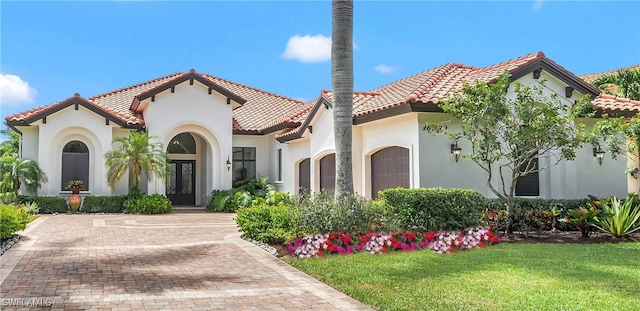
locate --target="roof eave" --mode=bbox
[131,71,247,112]
[277,97,330,143]
[509,58,601,97]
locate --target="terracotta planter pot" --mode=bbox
[68,193,82,212]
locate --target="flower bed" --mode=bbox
[287,227,500,258]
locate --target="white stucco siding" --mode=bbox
[32,106,115,196]
[418,113,489,195]
[309,106,336,192]
[283,138,311,195]
[19,126,39,160]
[573,119,627,198]
[142,81,234,196]
[359,113,418,198]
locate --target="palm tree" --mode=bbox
[0,153,47,194]
[0,128,20,157]
[332,0,354,198]
[105,131,167,191]
[592,68,640,100]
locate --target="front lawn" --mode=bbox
[286,242,640,311]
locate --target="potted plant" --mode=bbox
[65,180,85,212]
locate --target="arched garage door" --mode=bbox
[371,147,409,198]
[298,158,310,193]
[319,154,335,193]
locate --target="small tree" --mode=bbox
[425,73,594,231]
[0,153,47,194]
[105,131,167,191]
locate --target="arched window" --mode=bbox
[167,133,196,154]
[61,141,89,191]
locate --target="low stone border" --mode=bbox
[241,236,280,257]
[0,235,21,256]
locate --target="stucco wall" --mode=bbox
[142,81,233,198]
[27,106,115,196]
[358,113,418,198]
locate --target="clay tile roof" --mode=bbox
[468,51,545,83]
[5,71,310,133]
[199,74,310,133]
[579,65,640,84]
[592,94,640,113]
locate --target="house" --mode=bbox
[5,52,637,205]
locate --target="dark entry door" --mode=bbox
[167,160,195,205]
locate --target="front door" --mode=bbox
[167,160,196,205]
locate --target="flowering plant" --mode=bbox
[286,227,500,258]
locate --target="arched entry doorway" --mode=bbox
[166,133,196,205]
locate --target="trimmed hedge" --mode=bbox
[0,204,30,239]
[18,196,68,213]
[379,187,485,232]
[124,194,172,214]
[81,195,128,213]
[236,203,301,244]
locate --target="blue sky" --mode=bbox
[1,1,639,126]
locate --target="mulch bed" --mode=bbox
[498,231,640,244]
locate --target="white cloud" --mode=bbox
[0,74,37,106]
[531,0,544,12]
[374,65,395,74]
[282,34,332,63]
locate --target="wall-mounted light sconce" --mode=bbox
[451,141,462,163]
[593,146,605,166]
[226,157,232,171]
[629,168,640,179]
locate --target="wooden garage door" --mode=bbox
[298,158,311,193]
[371,147,409,198]
[319,154,335,193]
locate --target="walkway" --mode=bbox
[0,213,372,310]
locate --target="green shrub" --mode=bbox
[18,195,68,213]
[483,198,589,233]
[593,195,640,238]
[0,204,30,239]
[379,188,485,232]
[124,194,172,214]
[81,195,127,213]
[236,203,301,244]
[206,176,280,212]
[297,192,393,234]
[0,192,17,204]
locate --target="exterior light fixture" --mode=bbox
[226,157,232,171]
[451,141,462,163]
[630,168,640,179]
[593,146,605,166]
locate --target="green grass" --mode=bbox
[285,243,640,311]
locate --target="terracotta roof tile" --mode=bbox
[198,74,310,132]
[580,65,640,84]
[592,94,640,113]
[6,71,310,133]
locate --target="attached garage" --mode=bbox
[371,146,410,198]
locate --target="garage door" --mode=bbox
[371,147,409,198]
[298,158,310,193]
[319,154,335,193]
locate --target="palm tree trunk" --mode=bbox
[332,0,354,198]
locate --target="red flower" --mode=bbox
[404,232,416,241]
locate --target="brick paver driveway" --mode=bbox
[0,213,372,310]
